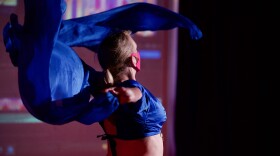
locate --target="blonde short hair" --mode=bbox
[98,30,134,85]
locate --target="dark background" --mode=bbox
[175,0,264,156]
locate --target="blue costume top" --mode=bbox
[2,0,202,125]
[99,80,167,140]
[116,80,167,139]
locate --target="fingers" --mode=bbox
[102,87,116,93]
[113,87,126,94]
[103,87,141,104]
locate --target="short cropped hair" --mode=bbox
[98,30,134,84]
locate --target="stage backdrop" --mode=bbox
[0,0,178,156]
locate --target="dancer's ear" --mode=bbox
[131,56,138,67]
[130,53,140,72]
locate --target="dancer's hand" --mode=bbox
[110,87,142,104]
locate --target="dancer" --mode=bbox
[92,30,167,156]
[3,0,202,125]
